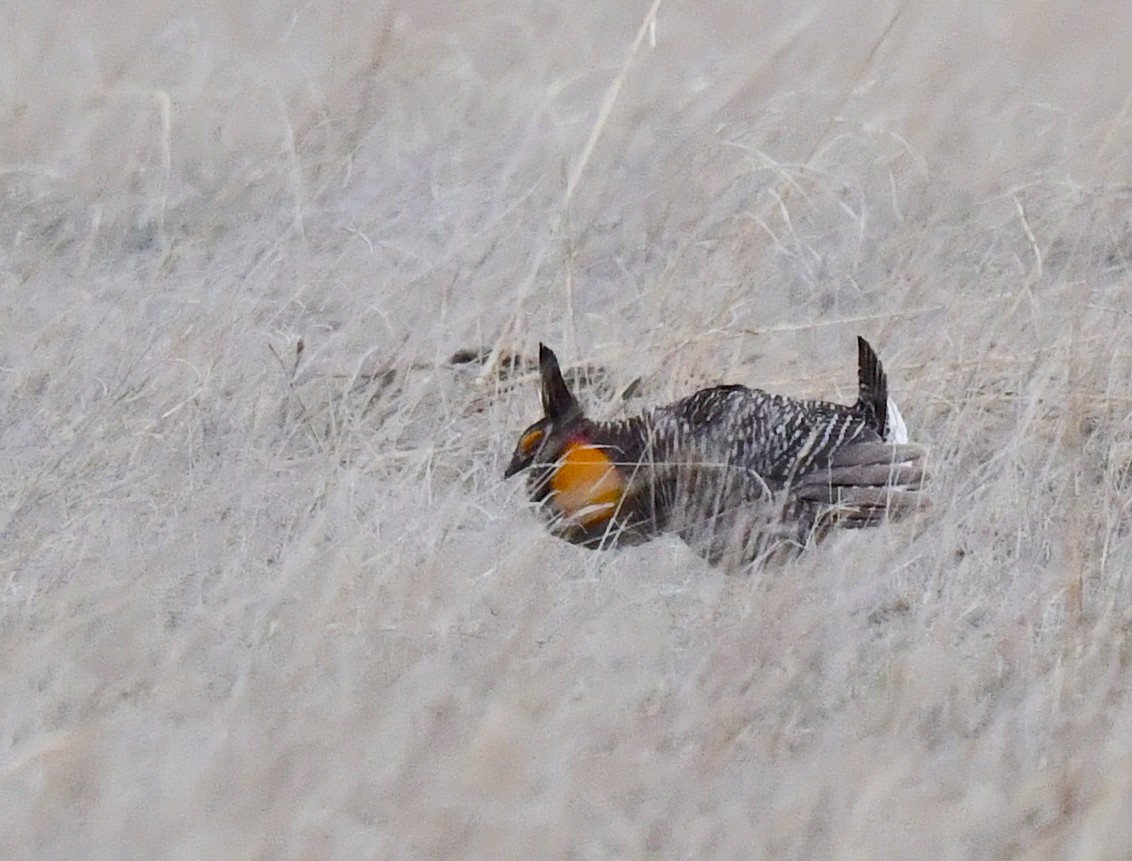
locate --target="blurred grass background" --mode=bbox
[4,1,1132,857]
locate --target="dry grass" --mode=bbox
[4,1,1132,858]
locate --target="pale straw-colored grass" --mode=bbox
[4,2,1132,858]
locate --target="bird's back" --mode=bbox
[645,385,877,489]
[626,385,883,565]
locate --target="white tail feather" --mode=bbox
[885,397,908,444]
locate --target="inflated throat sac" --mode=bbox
[549,443,624,527]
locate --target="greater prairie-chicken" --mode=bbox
[504,338,927,568]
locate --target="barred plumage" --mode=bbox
[504,339,927,568]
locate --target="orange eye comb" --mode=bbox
[519,428,544,454]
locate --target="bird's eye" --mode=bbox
[519,428,544,455]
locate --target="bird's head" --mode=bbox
[504,344,624,531]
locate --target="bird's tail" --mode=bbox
[855,336,890,439]
[857,335,910,444]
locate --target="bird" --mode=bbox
[503,338,928,569]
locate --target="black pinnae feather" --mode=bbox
[538,343,581,422]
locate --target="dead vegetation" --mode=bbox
[4,1,1132,858]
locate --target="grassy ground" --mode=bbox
[4,1,1132,857]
